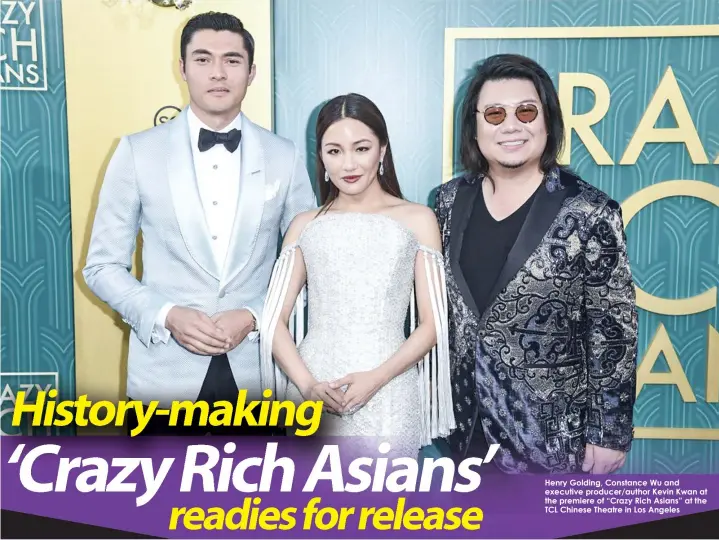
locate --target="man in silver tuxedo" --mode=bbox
[436,54,637,473]
[83,12,316,435]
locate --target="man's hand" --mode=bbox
[166,306,230,355]
[582,443,627,474]
[211,309,256,351]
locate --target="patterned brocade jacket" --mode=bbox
[434,167,638,474]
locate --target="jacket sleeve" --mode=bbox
[82,136,172,347]
[583,200,638,451]
[433,185,448,249]
[281,143,317,236]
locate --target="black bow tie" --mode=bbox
[198,127,241,153]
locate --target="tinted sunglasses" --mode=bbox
[479,103,540,125]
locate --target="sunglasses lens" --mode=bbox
[483,107,506,125]
[516,104,539,123]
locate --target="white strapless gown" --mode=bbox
[260,212,455,458]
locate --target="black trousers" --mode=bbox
[126,354,285,437]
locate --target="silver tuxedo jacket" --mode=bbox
[83,108,317,407]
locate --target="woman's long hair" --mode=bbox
[315,93,403,209]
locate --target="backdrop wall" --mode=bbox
[1,0,73,435]
[272,0,719,473]
[1,0,717,473]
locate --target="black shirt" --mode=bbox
[459,185,537,316]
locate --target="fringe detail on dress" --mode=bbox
[412,246,456,447]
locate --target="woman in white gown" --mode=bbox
[260,94,455,458]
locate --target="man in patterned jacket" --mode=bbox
[435,54,637,473]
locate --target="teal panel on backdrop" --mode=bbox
[1,0,75,435]
[272,0,719,473]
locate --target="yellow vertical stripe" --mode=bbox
[62,0,272,432]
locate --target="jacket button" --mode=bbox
[218,291,225,298]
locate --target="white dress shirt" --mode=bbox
[151,107,258,345]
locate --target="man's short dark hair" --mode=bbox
[459,54,565,179]
[180,11,255,67]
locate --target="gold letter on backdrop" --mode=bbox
[558,72,613,166]
[61,0,272,430]
[623,181,718,437]
[622,180,719,316]
[636,324,696,402]
[620,66,709,165]
[637,324,719,405]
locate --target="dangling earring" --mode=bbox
[324,171,329,182]
[379,160,384,176]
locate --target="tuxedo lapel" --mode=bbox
[220,114,266,289]
[482,169,578,317]
[449,178,482,320]
[166,108,220,279]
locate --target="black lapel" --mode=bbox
[482,169,579,318]
[449,177,482,320]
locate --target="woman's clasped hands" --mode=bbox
[301,368,388,415]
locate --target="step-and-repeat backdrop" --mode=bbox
[1,0,717,473]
